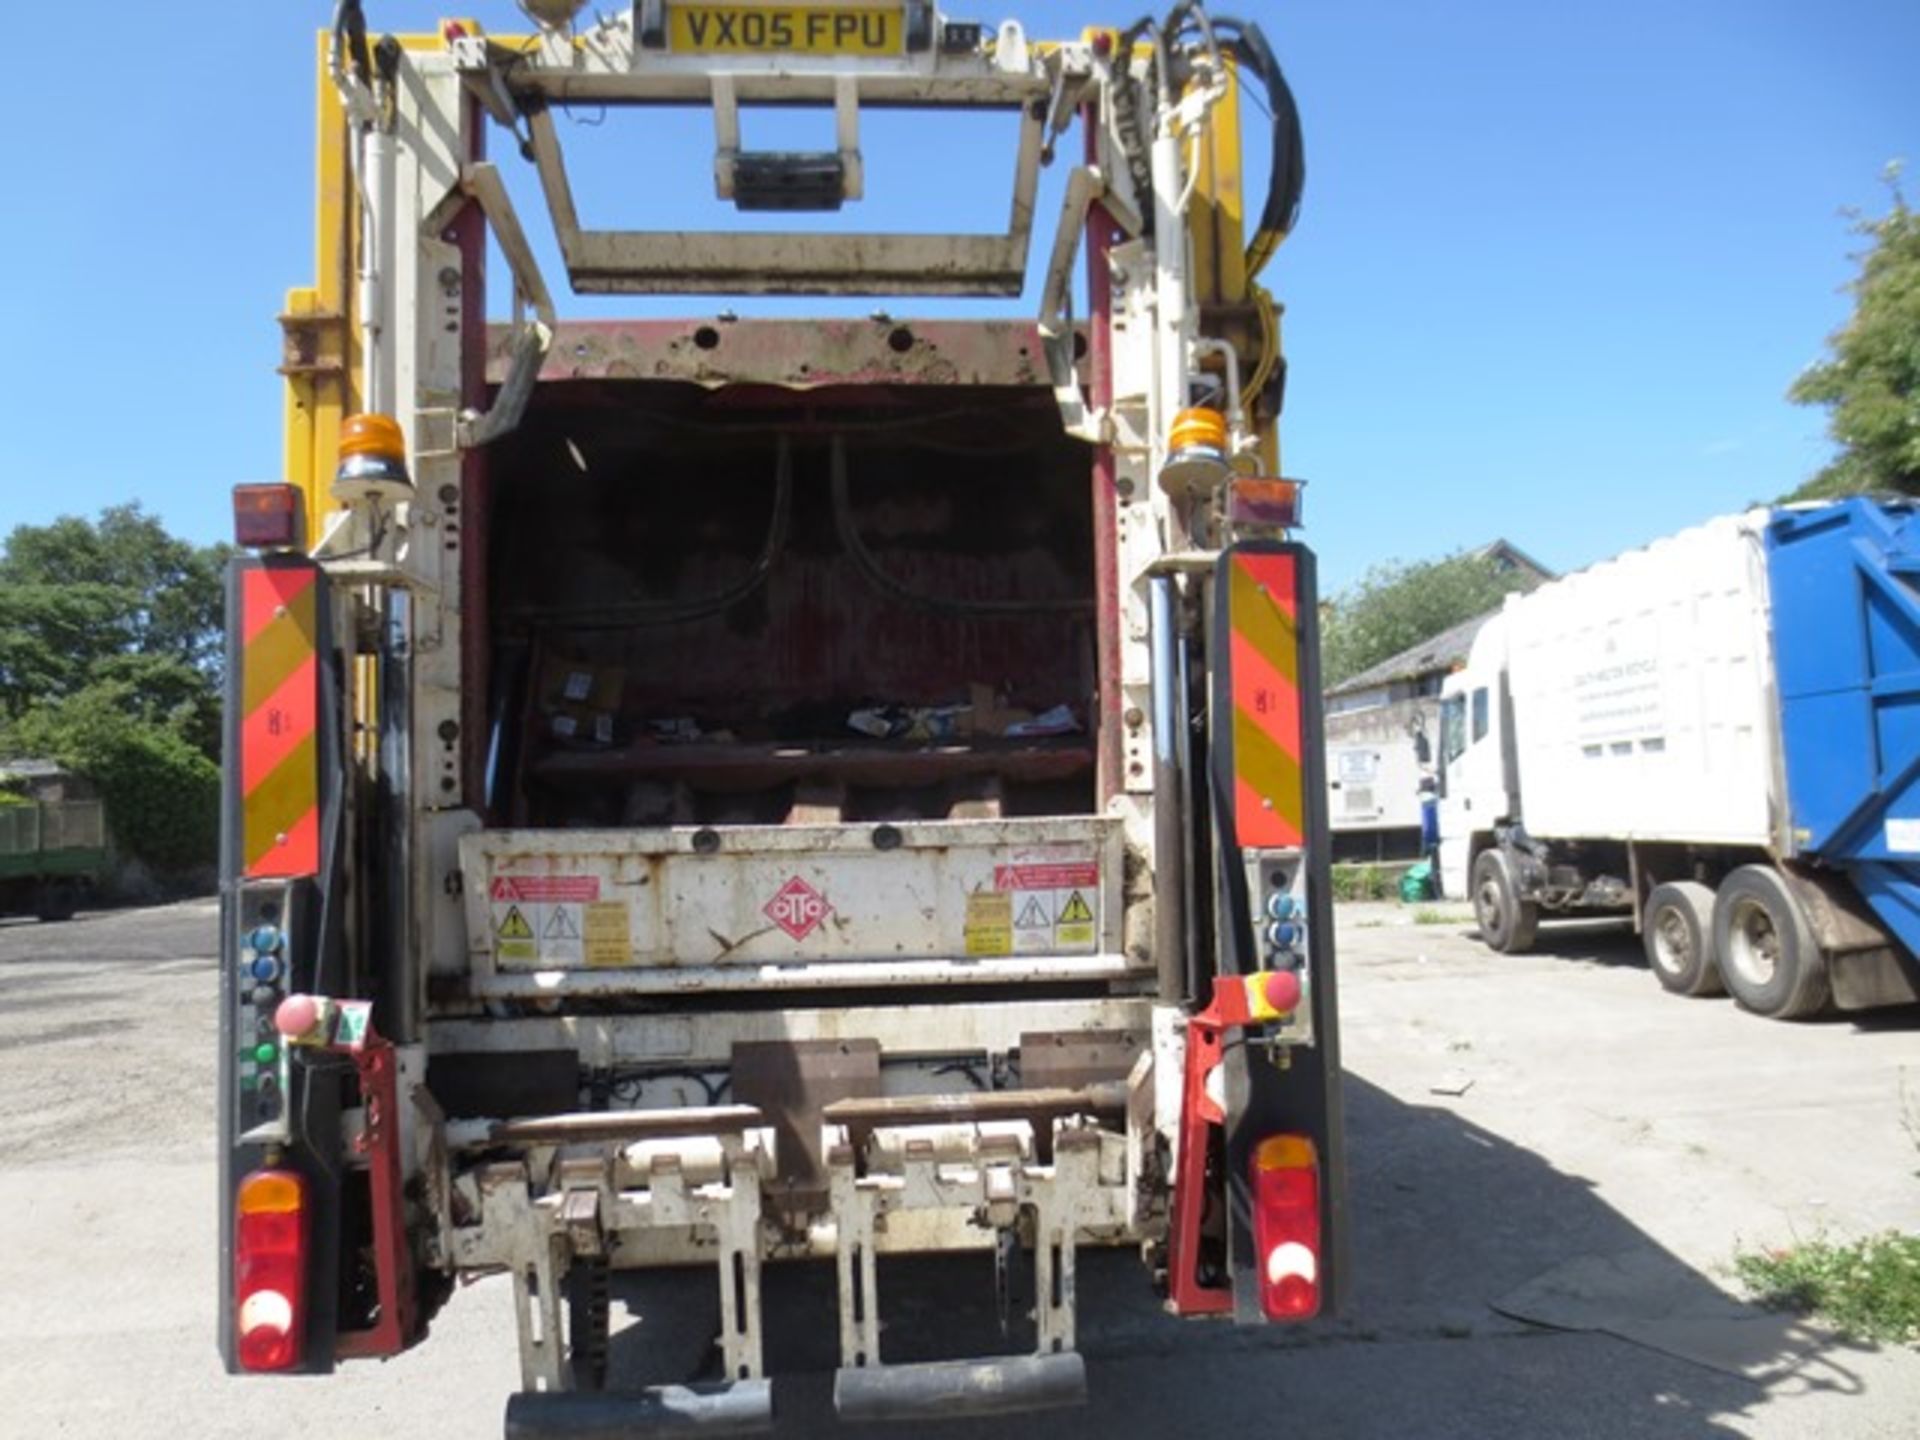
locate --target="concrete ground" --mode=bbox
[2,898,1917,1437]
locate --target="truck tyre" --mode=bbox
[34,880,78,923]
[1643,881,1723,997]
[1471,849,1538,954]
[1712,865,1830,1019]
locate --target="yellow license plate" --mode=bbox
[668,3,903,56]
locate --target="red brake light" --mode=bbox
[235,1168,308,1371]
[233,484,303,550]
[1251,1135,1321,1321]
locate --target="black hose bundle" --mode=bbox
[1116,2,1306,277]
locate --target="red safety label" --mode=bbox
[994,862,1099,891]
[490,875,602,903]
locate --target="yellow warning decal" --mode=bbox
[496,905,533,940]
[584,903,631,968]
[965,892,1013,956]
[1058,890,1094,925]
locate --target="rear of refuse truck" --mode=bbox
[218,3,1344,1429]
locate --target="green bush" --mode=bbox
[1331,863,1397,902]
[2,683,218,872]
[1735,1232,1920,1345]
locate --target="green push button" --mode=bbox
[253,1041,279,1065]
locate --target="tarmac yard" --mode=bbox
[3,899,1918,1438]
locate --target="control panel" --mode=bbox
[1245,851,1314,1046]
[231,881,307,1144]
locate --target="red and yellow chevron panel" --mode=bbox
[1226,551,1304,848]
[240,565,320,878]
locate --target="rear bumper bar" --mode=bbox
[834,1353,1087,1422]
[505,1382,774,1437]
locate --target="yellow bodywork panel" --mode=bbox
[1185,61,1281,472]
[1189,61,1247,307]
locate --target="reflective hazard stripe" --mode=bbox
[1226,551,1304,848]
[240,566,320,878]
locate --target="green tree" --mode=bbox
[1321,552,1540,688]
[0,505,230,735]
[0,507,230,877]
[1789,172,1920,500]
[2,683,219,873]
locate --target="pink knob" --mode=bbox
[275,993,321,1039]
[1263,971,1302,1015]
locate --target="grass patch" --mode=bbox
[1331,863,1397,902]
[1410,907,1456,926]
[1733,1232,1920,1345]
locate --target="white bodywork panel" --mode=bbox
[1441,509,1780,885]
[458,818,1134,993]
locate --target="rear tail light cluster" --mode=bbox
[234,1168,308,1371]
[1251,1135,1321,1321]
[232,484,303,550]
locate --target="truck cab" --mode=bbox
[1435,618,1512,901]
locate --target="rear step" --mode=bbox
[505,1382,774,1437]
[834,1353,1088,1422]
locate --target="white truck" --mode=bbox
[1438,499,1920,1020]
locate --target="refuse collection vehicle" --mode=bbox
[1438,497,1920,1020]
[219,2,1346,1430]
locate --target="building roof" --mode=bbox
[1328,609,1495,696]
[1325,538,1557,697]
[0,758,67,780]
[1472,538,1554,581]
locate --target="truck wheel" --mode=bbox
[1471,849,1538,954]
[1712,866,1830,1019]
[1643,881,1724,997]
[34,880,79,923]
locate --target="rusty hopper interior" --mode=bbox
[480,321,1099,831]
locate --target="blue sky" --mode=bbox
[0,1,1914,591]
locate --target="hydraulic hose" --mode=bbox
[830,439,1094,617]
[513,437,794,629]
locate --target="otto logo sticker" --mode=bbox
[764,876,832,942]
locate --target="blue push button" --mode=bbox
[1266,894,1298,921]
[250,954,281,983]
[248,925,284,955]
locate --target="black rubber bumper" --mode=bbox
[505,1381,774,1437]
[833,1353,1088,1422]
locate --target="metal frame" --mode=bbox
[452,11,1077,297]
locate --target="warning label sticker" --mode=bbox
[965,891,1014,956]
[1015,894,1052,930]
[584,902,631,968]
[490,873,602,967]
[993,850,1099,954]
[495,904,536,963]
[491,875,601,904]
